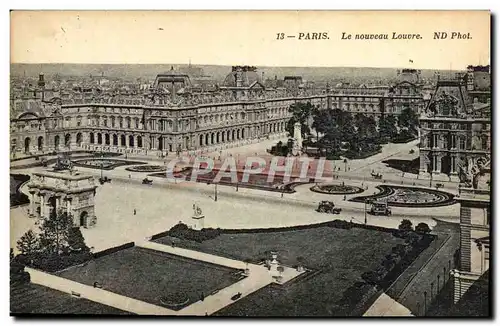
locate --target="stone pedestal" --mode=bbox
[192,215,205,231]
[269,252,279,277]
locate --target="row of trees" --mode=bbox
[14,210,92,272]
[285,102,419,159]
[361,220,433,288]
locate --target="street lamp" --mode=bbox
[423,291,427,315]
[214,183,218,202]
[364,199,368,225]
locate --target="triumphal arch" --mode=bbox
[27,169,98,228]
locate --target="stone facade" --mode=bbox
[27,170,98,228]
[418,72,491,181]
[10,67,425,158]
[452,188,490,303]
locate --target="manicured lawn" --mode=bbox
[56,247,242,310]
[155,226,404,316]
[10,283,132,315]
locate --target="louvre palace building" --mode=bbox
[418,65,491,182]
[10,66,426,158]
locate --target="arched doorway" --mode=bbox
[232,130,236,140]
[65,133,71,148]
[241,128,245,139]
[226,130,230,141]
[48,196,57,218]
[199,135,203,146]
[24,137,31,153]
[216,132,220,143]
[97,133,102,144]
[55,135,61,148]
[80,211,88,227]
[129,135,134,147]
[441,155,451,175]
[157,136,163,151]
[113,134,118,146]
[37,136,44,151]
[137,136,143,148]
[105,134,110,145]
[76,133,83,146]
[211,133,215,144]
[205,134,209,146]
[89,133,94,144]
[120,135,126,146]
[237,129,240,140]
[222,132,225,142]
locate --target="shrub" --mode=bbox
[167,223,222,243]
[415,222,431,234]
[398,219,414,232]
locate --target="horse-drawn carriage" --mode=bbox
[142,178,153,185]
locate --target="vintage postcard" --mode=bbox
[9,10,491,317]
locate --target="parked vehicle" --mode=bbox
[317,201,342,214]
[369,201,391,216]
[371,171,383,180]
[142,178,153,185]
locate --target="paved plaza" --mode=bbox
[10,138,461,316]
[11,138,460,253]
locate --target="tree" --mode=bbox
[398,219,414,232]
[38,209,74,255]
[286,102,314,139]
[67,227,90,253]
[415,223,432,234]
[17,229,39,256]
[398,107,419,136]
[379,114,398,142]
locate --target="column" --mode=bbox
[66,197,71,215]
[450,155,456,174]
[419,152,426,174]
[56,196,61,213]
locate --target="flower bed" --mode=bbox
[72,159,146,170]
[310,183,364,195]
[125,165,167,173]
[350,185,456,208]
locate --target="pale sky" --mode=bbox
[10,10,491,69]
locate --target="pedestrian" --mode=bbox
[343,195,346,201]
[129,174,131,179]
[133,209,136,215]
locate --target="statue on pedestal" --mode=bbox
[291,122,303,156]
[191,203,205,230]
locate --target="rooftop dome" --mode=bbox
[222,66,262,87]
